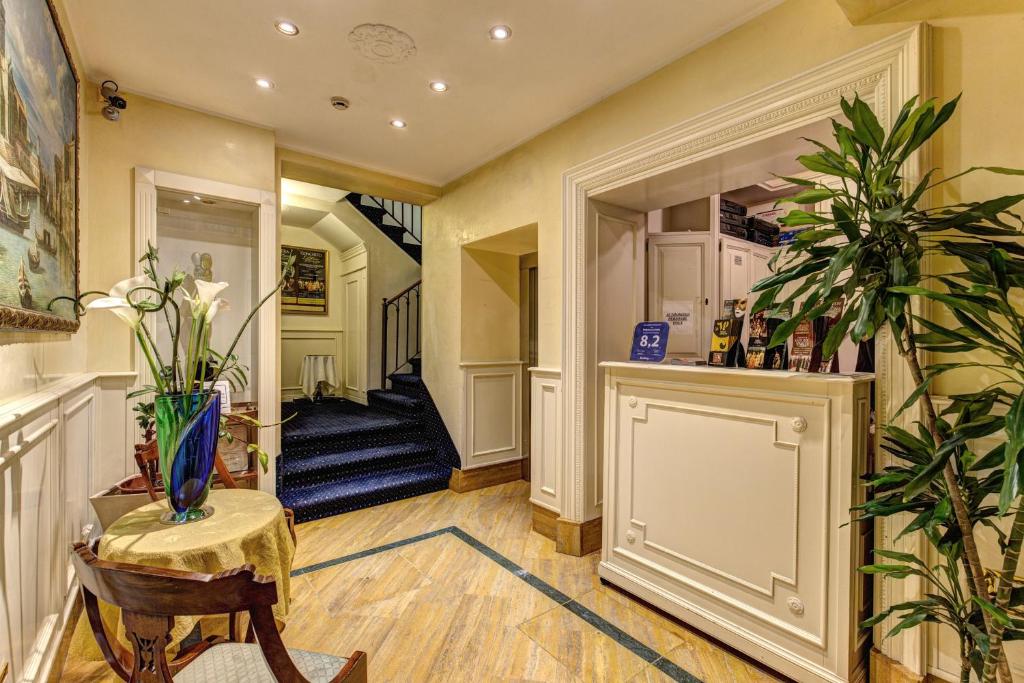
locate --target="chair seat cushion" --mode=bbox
[174,642,348,683]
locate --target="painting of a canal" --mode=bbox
[0,0,79,332]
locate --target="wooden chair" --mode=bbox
[71,541,367,683]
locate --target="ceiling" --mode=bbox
[65,0,781,186]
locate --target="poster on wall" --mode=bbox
[281,245,328,315]
[0,0,80,332]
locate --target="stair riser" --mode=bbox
[289,478,450,523]
[283,426,420,459]
[367,395,421,416]
[282,450,435,486]
[387,378,423,399]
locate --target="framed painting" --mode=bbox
[281,245,328,315]
[0,0,80,332]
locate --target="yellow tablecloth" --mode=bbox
[70,488,294,661]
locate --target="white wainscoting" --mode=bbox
[0,372,134,683]
[281,329,344,402]
[459,362,523,469]
[599,362,872,683]
[529,368,561,513]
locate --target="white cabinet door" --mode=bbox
[647,233,711,358]
[719,237,751,314]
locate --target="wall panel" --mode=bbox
[0,373,133,682]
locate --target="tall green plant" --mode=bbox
[751,94,1024,682]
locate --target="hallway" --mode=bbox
[65,482,781,682]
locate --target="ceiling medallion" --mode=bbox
[348,23,417,64]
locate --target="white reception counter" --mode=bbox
[598,362,873,683]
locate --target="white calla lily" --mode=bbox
[108,274,152,300]
[205,298,230,322]
[86,296,143,329]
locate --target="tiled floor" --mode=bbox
[62,481,784,682]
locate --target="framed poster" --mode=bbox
[281,245,328,315]
[0,0,80,332]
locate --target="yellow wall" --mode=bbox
[422,0,1024,439]
[460,249,519,362]
[84,88,276,374]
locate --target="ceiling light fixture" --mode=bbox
[193,194,201,200]
[489,25,511,40]
[255,77,274,89]
[390,119,407,129]
[183,199,191,204]
[429,81,448,93]
[275,20,299,36]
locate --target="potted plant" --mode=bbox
[751,94,1024,682]
[55,245,292,524]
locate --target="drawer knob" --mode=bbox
[627,396,638,408]
[792,416,808,433]
[625,530,637,544]
[787,597,805,615]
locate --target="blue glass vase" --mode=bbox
[155,391,221,524]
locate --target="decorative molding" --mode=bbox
[561,26,923,531]
[629,400,801,599]
[348,23,417,64]
[529,370,562,514]
[461,362,522,465]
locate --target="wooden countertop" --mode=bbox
[599,360,874,384]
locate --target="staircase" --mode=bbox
[278,360,459,523]
[344,193,422,263]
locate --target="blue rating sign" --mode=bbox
[630,322,669,363]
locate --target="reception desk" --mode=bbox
[599,362,873,683]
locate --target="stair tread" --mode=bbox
[368,390,421,406]
[279,462,451,513]
[281,399,418,445]
[280,441,434,476]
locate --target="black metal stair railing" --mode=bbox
[361,195,422,245]
[381,280,421,386]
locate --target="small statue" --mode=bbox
[191,251,213,281]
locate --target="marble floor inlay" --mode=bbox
[62,481,784,682]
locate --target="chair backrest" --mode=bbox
[71,541,319,683]
[135,440,239,502]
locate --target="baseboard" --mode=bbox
[45,589,83,683]
[870,649,928,683]
[531,503,559,541]
[555,516,602,556]
[529,502,602,556]
[449,460,523,493]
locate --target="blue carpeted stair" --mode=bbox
[277,360,458,523]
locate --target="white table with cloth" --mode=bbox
[300,354,338,398]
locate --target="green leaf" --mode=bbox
[784,188,839,205]
[973,596,1014,627]
[904,438,954,501]
[845,96,885,153]
[892,374,933,422]
[1004,393,1024,477]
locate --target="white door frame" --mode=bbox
[133,167,280,494]
[560,25,927,672]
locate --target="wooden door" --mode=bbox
[647,233,711,359]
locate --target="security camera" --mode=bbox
[100,80,127,121]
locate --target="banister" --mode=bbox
[384,279,422,306]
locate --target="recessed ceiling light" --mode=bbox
[429,81,449,93]
[275,20,299,36]
[255,77,274,89]
[390,119,407,129]
[183,199,191,204]
[489,25,511,40]
[193,194,201,200]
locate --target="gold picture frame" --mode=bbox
[0,0,81,333]
[281,245,329,315]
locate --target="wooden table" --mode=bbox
[71,488,295,659]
